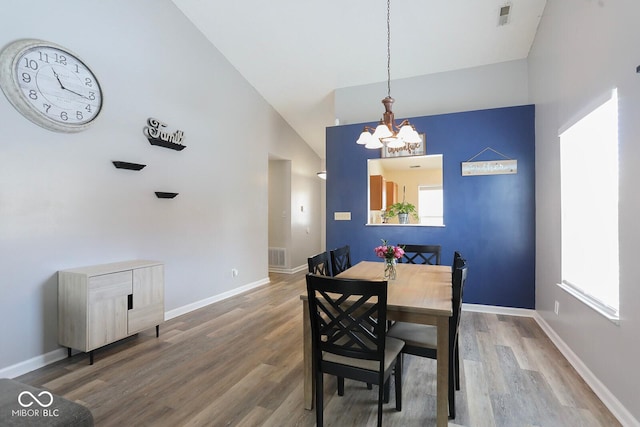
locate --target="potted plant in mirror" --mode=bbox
[386,201,418,224]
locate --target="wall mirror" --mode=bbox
[367,154,444,226]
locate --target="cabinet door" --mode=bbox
[88,271,132,350]
[369,175,385,210]
[128,265,164,334]
[385,181,397,209]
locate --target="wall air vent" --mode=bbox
[268,247,286,267]
[498,4,511,26]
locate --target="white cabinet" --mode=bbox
[58,260,164,364]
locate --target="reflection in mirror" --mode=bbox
[367,154,444,226]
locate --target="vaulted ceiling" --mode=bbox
[172,0,547,157]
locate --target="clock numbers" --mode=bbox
[39,51,49,63]
[23,58,38,70]
[43,103,51,113]
[85,78,93,87]
[54,53,67,65]
[28,90,37,100]
[21,73,31,83]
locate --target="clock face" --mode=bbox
[0,39,103,132]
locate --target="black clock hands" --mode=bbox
[64,88,89,99]
[52,69,65,89]
[52,68,89,99]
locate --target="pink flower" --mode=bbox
[374,239,405,260]
[394,246,404,258]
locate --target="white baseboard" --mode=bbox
[533,313,639,427]
[268,264,307,274]
[165,276,270,320]
[0,348,68,379]
[462,303,536,317]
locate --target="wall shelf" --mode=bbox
[155,192,178,199]
[112,161,146,171]
[147,137,186,151]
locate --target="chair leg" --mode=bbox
[448,352,456,419]
[454,342,461,390]
[316,371,324,427]
[337,377,344,396]
[383,379,390,403]
[377,380,384,427]
[394,355,402,411]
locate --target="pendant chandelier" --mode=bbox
[356,0,421,149]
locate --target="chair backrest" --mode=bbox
[306,274,388,364]
[450,264,468,343]
[308,252,332,276]
[453,251,466,270]
[397,244,442,265]
[329,245,352,275]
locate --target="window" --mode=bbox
[559,89,619,321]
[418,185,443,226]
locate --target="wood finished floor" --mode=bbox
[16,271,619,426]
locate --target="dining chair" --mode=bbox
[397,244,442,265]
[306,274,404,427]
[453,250,466,270]
[329,245,352,275]
[386,260,468,419]
[307,251,332,276]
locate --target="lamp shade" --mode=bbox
[356,130,373,145]
[400,124,421,143]
[372,122,393,139]
[365,137,384,149]
[385,137,405,148]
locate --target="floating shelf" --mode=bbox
[112,161,146,171]
[155,192,178,199]
[147,137,186,151]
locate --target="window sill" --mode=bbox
[365,223,446,227]
[556,282,620,325]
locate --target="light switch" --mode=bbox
[334,212,351,221]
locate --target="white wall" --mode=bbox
[0,0,321,373]
[529,0,640,422]
[335,59,530,125]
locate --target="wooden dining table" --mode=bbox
[300,260,453,427]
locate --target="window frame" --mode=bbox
[557,88,620,324]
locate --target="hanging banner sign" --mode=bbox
[461,159,517,176]
[381,134,426,158]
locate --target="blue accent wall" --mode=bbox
[326,105,535,309]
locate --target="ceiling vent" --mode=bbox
[498,4,511,26]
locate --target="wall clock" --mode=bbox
[0,39,103,132]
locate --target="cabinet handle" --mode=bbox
[128,294,133,310]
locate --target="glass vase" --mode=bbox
[384,257,397,280]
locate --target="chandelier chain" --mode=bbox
[387,0,391,98]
